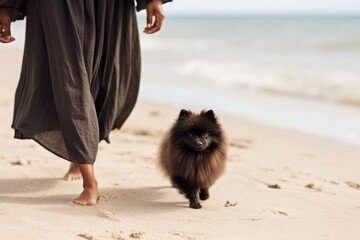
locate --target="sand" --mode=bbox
[1,47,360,240]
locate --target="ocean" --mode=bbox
[139,16,360,146]
[9,15,360,146]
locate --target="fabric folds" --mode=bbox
[5,1,141,164]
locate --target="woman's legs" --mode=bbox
[72,164,100,206]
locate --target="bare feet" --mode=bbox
[63,163,82,181]
[72,164,99,206]
[72,184,100,206]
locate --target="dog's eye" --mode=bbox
[187,133,194,138]
[202,133,209,138]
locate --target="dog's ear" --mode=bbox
[202,110,216,121]
[179,109,191,118]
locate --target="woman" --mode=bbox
[0,0,172,206]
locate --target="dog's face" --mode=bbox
[172,109,222,153]
[184,131,212,152]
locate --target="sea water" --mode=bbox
[139,16,360,146]
[8,16,360,146]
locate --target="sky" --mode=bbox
[161,0,360,16]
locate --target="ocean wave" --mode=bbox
[173,59,360,107]
[316,40,360,52]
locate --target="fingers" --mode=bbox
[146,8,153,29]
[144,3,165,34]
[144,13,164,34]
[0,10,15,43]
[0,24,14,43]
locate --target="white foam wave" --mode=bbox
[173,59,360,105]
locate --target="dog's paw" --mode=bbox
[189,201,202,209]
[199,189,209,201]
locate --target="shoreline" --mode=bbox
[139,81,360,147]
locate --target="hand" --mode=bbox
[0,8,15,43]
[144,0,165,34]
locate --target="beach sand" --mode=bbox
[1,48,360,240]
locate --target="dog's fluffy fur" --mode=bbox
[159,109,228,209]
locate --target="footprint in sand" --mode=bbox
[10,159,31,165]
[258,167,276,173]
[345,181,360,190]
[148,111,162,117]
[80,231,144,240]
[229,138,253,149]
[131,129,152,136]
[243,218,262,221]
[123,128,163,138]
[267,183,281,189]
[327,180,339,185]
[78,233,96,240]
[224,201,237,207]
[98,209,120,221]
[272,210,296,220]
[119,128,163,145]
[111,231,144,240]
[272,210,288,216]
[111,232,126,240]
[129,232,144,239]
[172,232,207,240]
[111,231,128,240]
[305,183,322,192]
[253,179,282,190]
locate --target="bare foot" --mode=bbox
[63,163,82,181]
[72,185,100,206]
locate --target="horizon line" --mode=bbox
[138,12,360,18]
[166,13,360,17]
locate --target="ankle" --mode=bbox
[83,180,98,189]
[69,163,80,169]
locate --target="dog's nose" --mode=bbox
[196,141,203,147]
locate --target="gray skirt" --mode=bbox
[11,0,141,164]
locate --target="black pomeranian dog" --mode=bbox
[159,109,228,209]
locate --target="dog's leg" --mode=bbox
[186,188,202,209]
[171,176,186,194]
[199,188,210,201]
[171,176,202,209]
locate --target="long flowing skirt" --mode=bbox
[12,0,141,164]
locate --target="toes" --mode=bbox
[72,199,97,206]
[72,199,87,206]
[72,196,99,206]
[63,174,82,181]
[63,175,72,181]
